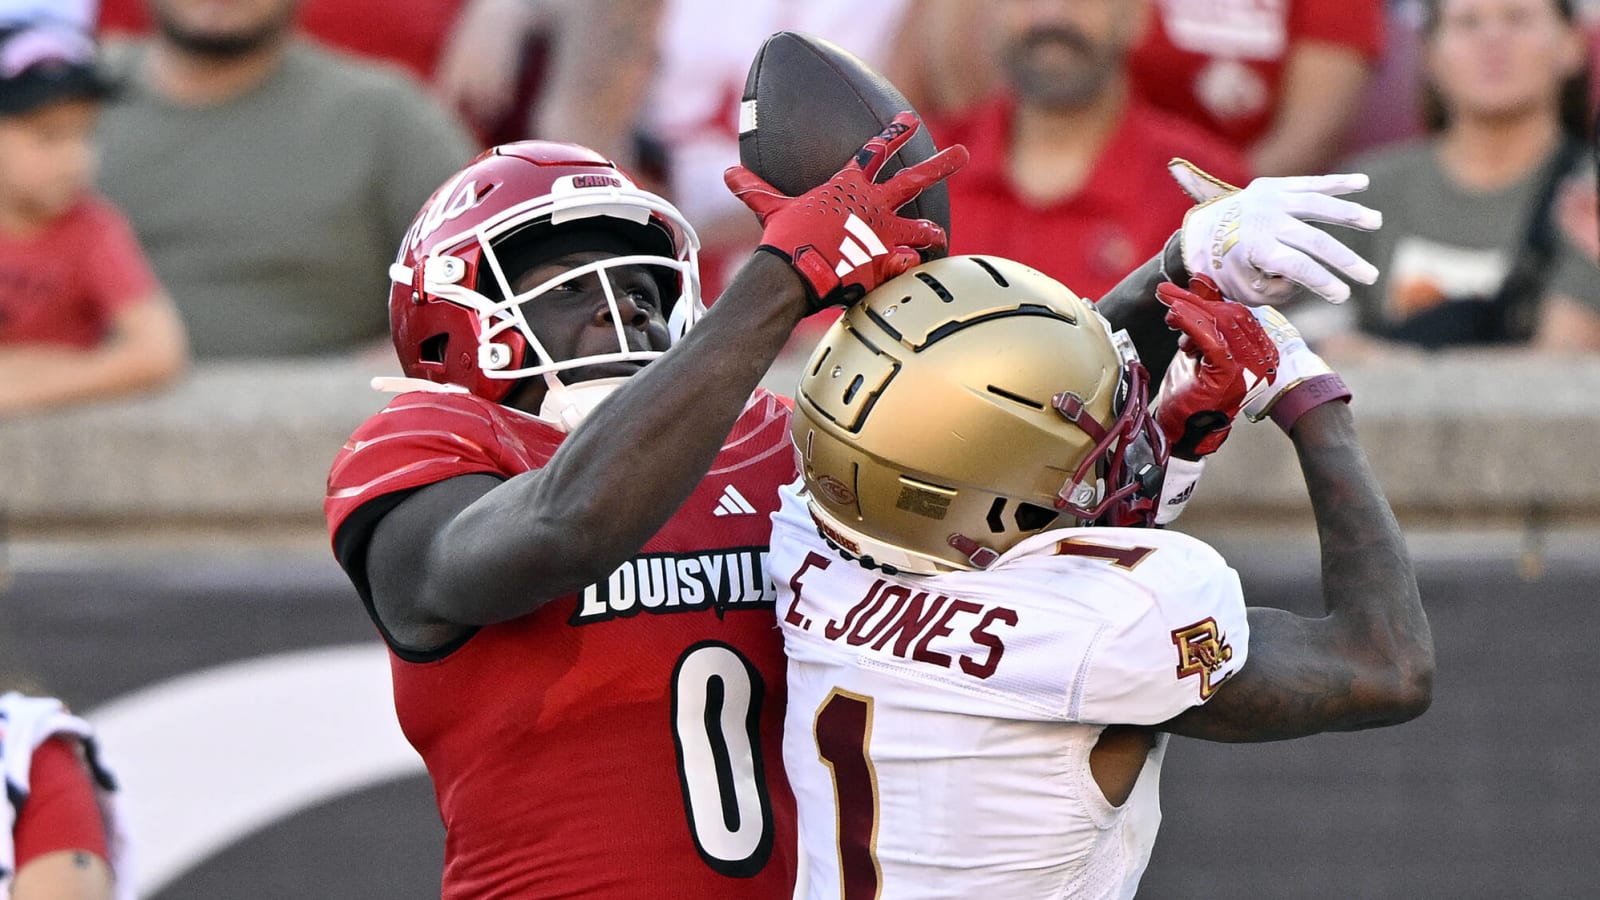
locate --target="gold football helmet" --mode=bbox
[791,255,1166,575]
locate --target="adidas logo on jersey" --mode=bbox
[713,485,758,517]
[833,214,889,278]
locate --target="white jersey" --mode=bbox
[769,481,1249,900]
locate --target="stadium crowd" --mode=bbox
[0,0,1592,419]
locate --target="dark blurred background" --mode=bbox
[5,521,1594,899]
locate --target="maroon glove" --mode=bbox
[1154,276,1279,460]
[724,112,969,310]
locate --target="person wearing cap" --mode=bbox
[94,0,477,359]
[0,18,188,416]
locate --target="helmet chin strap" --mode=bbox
[536,373,629,432]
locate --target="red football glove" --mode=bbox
[724,112,969,310]
[1154,276,1279,460]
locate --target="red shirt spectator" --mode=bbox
[1128,0,1385,172]
[97,0,467,82]
[932,96,1249,301]
[0,196,157,349]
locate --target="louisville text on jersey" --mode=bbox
[571,547,776,625]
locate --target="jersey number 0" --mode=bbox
[671,641,776,878]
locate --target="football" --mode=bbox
[738,30,951,257]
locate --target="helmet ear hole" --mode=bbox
[986,498,1007,534]
[980,499,1063,536]
[1015,503,1061,533]
[420,333,449,364]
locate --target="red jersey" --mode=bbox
[931,95,1249,301]
[0,196,158,349]
[98,0,468,83]
[325,389,799,900]
[1128,0,1385,152]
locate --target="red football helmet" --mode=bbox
[387,141,703,409]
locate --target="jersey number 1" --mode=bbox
[815,689,882,900]
[671,642,775,878]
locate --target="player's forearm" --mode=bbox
[467,253,807,602]
[1291,401,1434,724]
[1160,403,1433,743]
[1094,239,1181,383]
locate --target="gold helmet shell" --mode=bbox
[791,255,1165,575]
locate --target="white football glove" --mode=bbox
[1170,158,1382,307]
[1241,305,1352,433]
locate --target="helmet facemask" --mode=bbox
[1051,328,1167,529]
[473,222,684,427]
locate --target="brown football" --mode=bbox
[738,31,951,258]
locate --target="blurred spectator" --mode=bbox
[97,0,470,87]
[1579,1,1600,108]
[929,0,1249,301]
[2,1,98,29]
[1344,0,1431,157]
[434,0,663,162]
[95,0,477,358]
[0,19,187,416]
[1126,0,1387,176]
[642,0,910,297]
[0,680,126,900]
[396,0,911,300]
[885,1,1383,178]
[1319,0,1600,358]
[885,0,1001,122]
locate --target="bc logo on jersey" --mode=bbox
[571,547,776,625]
[1171,617,1235,700]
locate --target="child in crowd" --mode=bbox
[0,18,186,415]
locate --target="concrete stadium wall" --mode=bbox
[4,354,1600,531]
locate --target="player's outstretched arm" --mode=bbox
[1097,160,1382,383]
[1160,321,1433,742]
[362,117,962,635]
[360,252,811,638]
